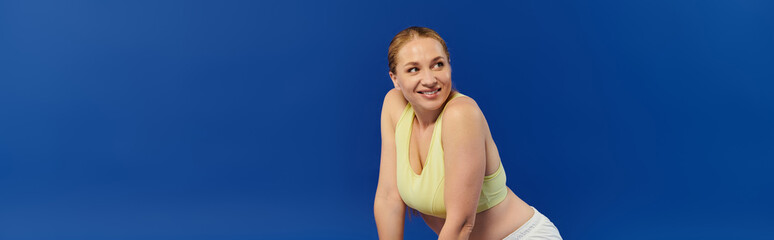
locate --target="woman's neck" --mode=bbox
[413,107,442,129]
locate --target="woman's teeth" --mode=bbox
[421,89,440,95]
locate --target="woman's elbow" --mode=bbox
[447,214,477,232]
[374,195,404,212]
[462,216,476,233]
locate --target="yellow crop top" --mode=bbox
[395,92,508,218]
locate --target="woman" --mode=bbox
[373,26,563,240]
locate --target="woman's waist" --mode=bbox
[421,187,534,239]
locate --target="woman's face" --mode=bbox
[389,37,452,112]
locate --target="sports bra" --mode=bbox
[395,92,508,218]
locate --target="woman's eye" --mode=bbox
[434,62,444,68]
[408,67,418,73]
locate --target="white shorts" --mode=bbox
[502,206,563,240]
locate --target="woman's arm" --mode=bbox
[437,99,487,240]
[374,89,406,240]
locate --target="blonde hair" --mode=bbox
[388,26,450,74]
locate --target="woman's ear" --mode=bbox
[389,71,400,90]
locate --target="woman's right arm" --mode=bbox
[374,89,406,240]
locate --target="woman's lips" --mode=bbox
[418,88,441,99]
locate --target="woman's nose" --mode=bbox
[420,71,437,85]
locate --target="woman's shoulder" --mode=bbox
[381,88,409,126]
[444,92,482,118]
[442,92,485,129]
[383,88,407,104]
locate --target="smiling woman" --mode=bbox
[373,26,563,240]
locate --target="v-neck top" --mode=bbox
[395,92,508,218]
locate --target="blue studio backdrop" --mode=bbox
[1,0,773,239]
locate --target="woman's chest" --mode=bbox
[408,122,435,175]
[407,120,501,177]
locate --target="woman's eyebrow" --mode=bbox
[403,62,419,67]
[402,56,445,67]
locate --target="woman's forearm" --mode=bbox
[374,196,406,240]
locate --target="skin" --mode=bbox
[375,37,536,240]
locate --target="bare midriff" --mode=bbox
[420,188,535,240]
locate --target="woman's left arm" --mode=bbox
[438,99,487,240]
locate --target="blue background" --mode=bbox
[1,0,773,239]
